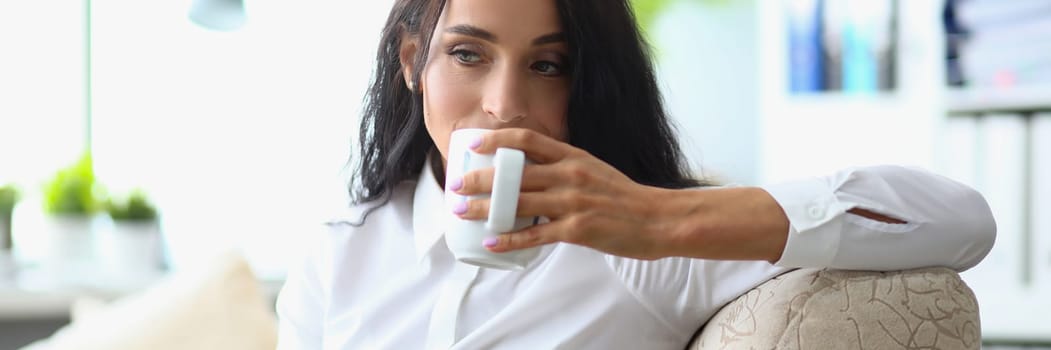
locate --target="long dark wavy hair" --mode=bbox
[352,0,701,212]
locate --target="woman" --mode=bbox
[277,0,995,348]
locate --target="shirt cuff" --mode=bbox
[761,177,852,268]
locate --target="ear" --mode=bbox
[398,29,419,92]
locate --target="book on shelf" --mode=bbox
[823,0,896,93]
[949,0,1051,88]
[786,0,825,93]
[1032,113,1051,290]
[786,0,897,94]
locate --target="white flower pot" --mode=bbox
[39,215,99,284]
[97,220,165,287]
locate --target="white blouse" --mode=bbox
[276,163,995,350]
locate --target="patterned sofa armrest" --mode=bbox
[688,267,981,350]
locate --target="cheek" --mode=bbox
[422,63,478,159]
[534,85,570,141]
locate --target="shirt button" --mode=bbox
[807,205,825,219]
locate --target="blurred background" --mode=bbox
[0,0,1048,348]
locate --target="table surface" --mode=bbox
[0,260,284,321]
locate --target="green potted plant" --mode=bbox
[39,153,103,274]
[0,184,19,253]
[101,188,166,282]
[105,189,158,223]
[43,153,102,217]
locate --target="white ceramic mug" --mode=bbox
[444,128,540,270]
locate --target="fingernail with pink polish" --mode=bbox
[483,237,499,248]
[448,177,463,191]
[453,201,468,215]
[469,137,483,150]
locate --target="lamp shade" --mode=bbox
[189,0,246,31]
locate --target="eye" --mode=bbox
[450,49,482,64]
[531,61,564,76]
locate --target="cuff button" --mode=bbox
[807,205,825,219]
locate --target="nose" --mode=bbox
[481,64,528,124]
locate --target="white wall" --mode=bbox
[0,1,88,186]
[654,0,761,185]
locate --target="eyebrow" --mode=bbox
[445,24,566,46]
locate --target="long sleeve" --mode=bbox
[276,224,331,350]
[764,165,996,271]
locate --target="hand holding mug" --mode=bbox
[445,128,540,270]
[453,128,793,263]
[450,128,676,260]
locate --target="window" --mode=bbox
[0,2,87,188]
[3,0,393,280]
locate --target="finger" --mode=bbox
[520,164,570,192]
[457,164,564,196]
[457,191,569,221]
[457,167,495,195]
[456,197,489,220]
[484,223,560,253]
[472,128,577,164]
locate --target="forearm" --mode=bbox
[656,186,790,262]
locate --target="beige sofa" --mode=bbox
[24,254,981,349]
[689,267,981,349]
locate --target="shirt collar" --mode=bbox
[413,155,449,261]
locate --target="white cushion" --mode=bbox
[22,252,277,350]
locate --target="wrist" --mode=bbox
[652,187,715,259]
[662,186,790,262]
[748,187,791,263]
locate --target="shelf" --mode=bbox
[946,85,1051,115]
[0,262,284,321]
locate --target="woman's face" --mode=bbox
[405,0,571,165]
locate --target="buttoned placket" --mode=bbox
[425,252,481,350]
[415,155,487,349]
